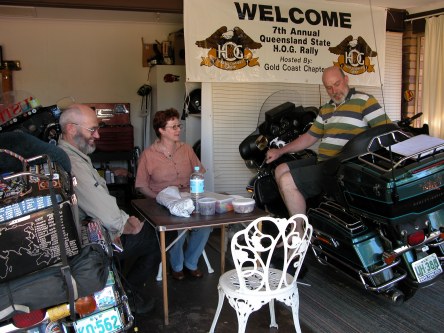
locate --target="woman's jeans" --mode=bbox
[169,227,212,272]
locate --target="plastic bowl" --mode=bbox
[198,197,216,215]
[232,198,255,214]
[216,197,234,214]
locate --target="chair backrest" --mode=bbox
[230,214,313,293]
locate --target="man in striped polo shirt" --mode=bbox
[265,65,391,217]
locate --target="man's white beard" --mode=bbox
[74,133,96,155]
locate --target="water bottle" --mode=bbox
[190,166,204,214]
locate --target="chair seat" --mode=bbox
[219,267,295,296]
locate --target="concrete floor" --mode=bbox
[131,231,444,333]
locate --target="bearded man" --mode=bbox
[59,104,159,315]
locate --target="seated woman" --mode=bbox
[135,108,211,280]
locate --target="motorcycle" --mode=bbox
[239,94,444,303]
[0,221,134,333]
[0,92,134,332]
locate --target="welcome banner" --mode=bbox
[184,0,387,86]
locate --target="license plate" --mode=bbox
[412,253,443,283]
[74,307,123,333]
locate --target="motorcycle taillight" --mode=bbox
[407,230,425,246]
[383,252,397,265]
[12,309,45,328]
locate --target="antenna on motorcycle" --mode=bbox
[367,0,400,203]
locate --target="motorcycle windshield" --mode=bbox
[256,89,304,129]
[239,89,318,166]
[256,90,319,147]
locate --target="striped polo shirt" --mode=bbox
[308,88,391,161]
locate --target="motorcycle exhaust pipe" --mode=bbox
[384,288,405,304]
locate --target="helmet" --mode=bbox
[188,89,201,114]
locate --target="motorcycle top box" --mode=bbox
[336,131,444,225]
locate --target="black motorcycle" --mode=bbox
[239,97,444,303]
[0,93,134,332]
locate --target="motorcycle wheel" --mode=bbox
[398,283,418,301]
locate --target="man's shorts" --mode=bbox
[287,156,323,199]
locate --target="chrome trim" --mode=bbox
[383,230,442,259]
[357,132,444,173]
[311,244,407,292]
[120,294,134,332]
[318,207,363,231]
[428,237,444,248]
[358,259,408,292]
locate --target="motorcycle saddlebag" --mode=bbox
[0,243,110,321]
[254,172,290,217]
[254,173,281,206]
[308,201,385,270]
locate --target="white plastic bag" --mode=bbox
[156,186,194,217]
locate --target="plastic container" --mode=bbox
[216,197,234,214]
[232,198,255,214]
[198,197,216,215]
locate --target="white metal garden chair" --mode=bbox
[209,214,312,333]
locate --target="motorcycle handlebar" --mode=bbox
[397,112,423,127]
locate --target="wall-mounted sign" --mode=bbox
[185,0,387,86]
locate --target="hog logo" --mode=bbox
[196,26,262,71]
[329,35,377,75]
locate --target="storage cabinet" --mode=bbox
[90,150,137,211]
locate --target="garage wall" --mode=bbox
[0,9,182,148]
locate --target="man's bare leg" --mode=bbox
[275,164,307,216]
[274,163,307,237]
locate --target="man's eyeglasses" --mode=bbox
[71,123,101,134]
[164,123,183,130]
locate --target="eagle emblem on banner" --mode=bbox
[195,26,262,70]
[329,35,377,75]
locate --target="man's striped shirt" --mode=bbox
[308,88,391,161]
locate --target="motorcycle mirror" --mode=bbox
[244,159,259,169]
[255,135,269,151]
